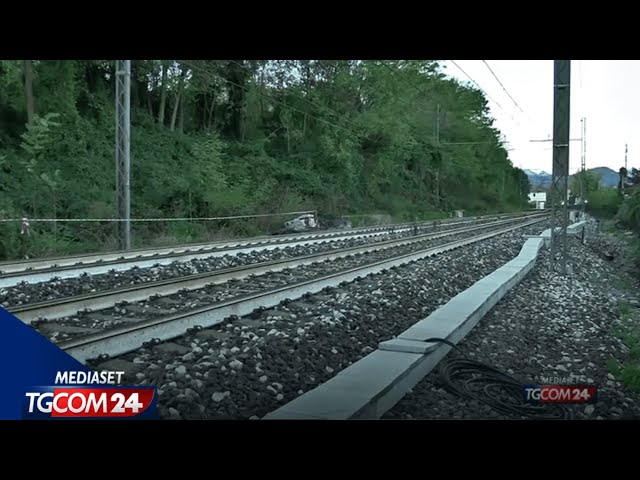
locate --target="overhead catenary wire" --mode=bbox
[449,60,511,118]
[184,60,510,171]
[481,60,525,113]
[222,59,496,147]
[377,61,498,146]
[0,210,318,223]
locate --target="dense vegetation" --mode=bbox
[578,167,640,272]
[0,60,531,260]
[576,168,640,229]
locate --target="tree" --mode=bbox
[169,66,186,132]
[571,170,600,201]
[158,61,169,126]
[23,60,35,124]
[620,167,628,190]
[0,59,539,259]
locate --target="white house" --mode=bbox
[528,192,546,209]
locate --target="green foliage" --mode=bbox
[611,301,640,392]
[617,189,640,234]
[0,59,532,259]
[20,113,62,157]
[587,188,622,217]
[570,170,600,199]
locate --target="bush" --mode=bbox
[588,189,622,218]
[617,189,640,233]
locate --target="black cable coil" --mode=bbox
[426,338,574,420]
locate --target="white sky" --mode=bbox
[441,60,640,174]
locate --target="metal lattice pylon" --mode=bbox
[549,60,571,274]
[581,117,586,218]
[115,60,131,250]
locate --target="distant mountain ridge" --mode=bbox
[525,169,552,188]
[587,167,619,187]
[524,166,619,189]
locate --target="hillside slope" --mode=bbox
[0,60,531,259]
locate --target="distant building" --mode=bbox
[528,192,546,209]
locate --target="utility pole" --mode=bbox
[579,118,584,212]
[115,60,131,250]
[435,104,440,207]
[581,117,586,217]
[550,60,571,275]
[625,143,628,170]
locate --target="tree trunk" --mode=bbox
[130,61,139,108]
[158,62,168,125]
[24,60,35,124]
[259,69,265,120]
[286,125,290,153]
[147,93,154,117]
[207,97,216,132]
[201,92,208,129]
[226,61,246,140]
[170,92,180,131]
[170,67,186,132]
[178,92,185,133]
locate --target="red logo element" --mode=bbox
[45,388,155,417]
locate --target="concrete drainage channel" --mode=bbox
[264,221,587,420]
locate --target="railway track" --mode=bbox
[0,210,544,288]
[14,214,544,324]
[36,214,547,364]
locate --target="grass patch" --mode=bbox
[620,301,632,317]
[601,219,618,233]
[611,301,640,392]
[614,277,633,292]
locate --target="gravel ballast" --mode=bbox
[1,217,524,307]
[34,221,544,343]
[89,222,549,419]
[384,221,640,420]
[2,231,413,307]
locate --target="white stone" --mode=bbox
[211,391,230,402]
[229,359,243,370]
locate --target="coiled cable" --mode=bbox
[425,338,574,420]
